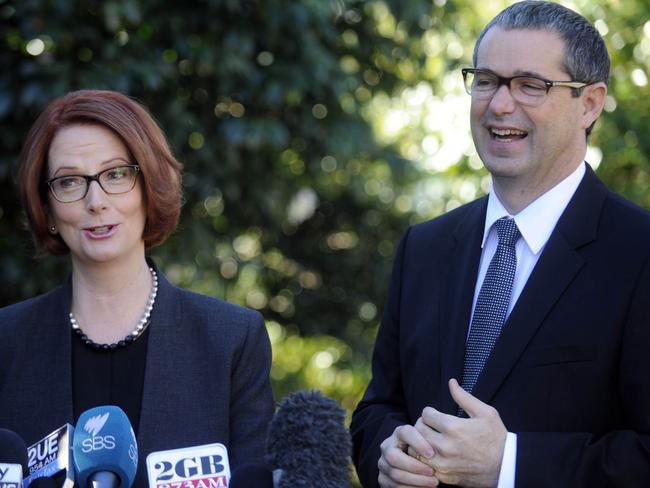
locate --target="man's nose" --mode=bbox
[488,83,517,115]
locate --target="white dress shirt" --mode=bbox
[467,162,587,488]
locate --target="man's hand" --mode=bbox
[378,424,439,487]
[411,379,507,488]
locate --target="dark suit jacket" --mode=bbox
[351,166,650,487]
[0,265,275,487]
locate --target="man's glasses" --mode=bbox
[47,165,141,203]
[462,68,591,107]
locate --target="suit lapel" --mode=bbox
[471,229,583,403]
[136,268,184,462]
[136,265,221,487]
[472,166,608,404]
[438,198,487,414]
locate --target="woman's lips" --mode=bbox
[83,224,118,239]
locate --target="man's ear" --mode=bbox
[581,82,607,131]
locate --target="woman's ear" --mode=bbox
[46,208,58,234]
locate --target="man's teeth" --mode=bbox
[492,128,526,136]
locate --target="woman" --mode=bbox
[0,90,274,486]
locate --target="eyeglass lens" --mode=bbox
[464,71,549,105]
[50,166,139,202]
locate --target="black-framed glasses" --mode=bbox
[47,165,141,203]
[462,68,591,107]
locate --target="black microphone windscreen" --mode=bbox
[27,476,59,488]
[0,428,28,474]
[266,390,352,487]
[229,463,274,488]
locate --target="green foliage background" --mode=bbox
[1,0,649,443]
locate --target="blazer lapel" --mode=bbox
[136,269,184,458]
[438,198,487,414]
[136,265,219,487]
[472,166,608,404]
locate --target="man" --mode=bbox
[350,1,650,487]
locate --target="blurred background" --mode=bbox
[1,0,649,428]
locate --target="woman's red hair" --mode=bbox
[18,89,183,255]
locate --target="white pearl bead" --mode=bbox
[70,268,158,349]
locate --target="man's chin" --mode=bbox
[481,157,528,179]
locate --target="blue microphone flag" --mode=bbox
[72,405,138,488]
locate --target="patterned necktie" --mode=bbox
[461,217,521,398]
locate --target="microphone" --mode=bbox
[0,428,27,488]
[146,442,230,488]
[266,390,352,487]
[23,424,75,488]
[72,406,138,488]
[26,478,58,488]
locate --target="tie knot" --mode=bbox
[494,217,520,247]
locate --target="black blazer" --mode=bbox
[351,166,650,487]
[0,267,275,487]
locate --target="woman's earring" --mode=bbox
[49,225,57,233]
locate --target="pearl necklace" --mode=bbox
[70,267,158,351]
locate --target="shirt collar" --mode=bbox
[482,162,586,254]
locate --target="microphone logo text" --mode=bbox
[80,434,116,453]
[146,442,231,488]
[154,455,226,488]
[81,410,116,453]
[27,430,59,473]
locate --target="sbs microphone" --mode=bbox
[72,406,138,488]
[0,428,27,488]
[23,424,75,488]
[266,390,352,487]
